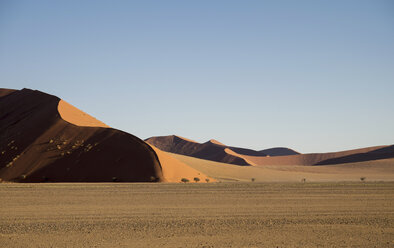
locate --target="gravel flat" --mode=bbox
[0,182,393,247]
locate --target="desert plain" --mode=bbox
[0,182,393,248]
[1,89,393,247]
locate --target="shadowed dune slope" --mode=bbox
[316,145,394,165]
[0,88,165,182]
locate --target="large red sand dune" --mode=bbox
[0,88,209,182]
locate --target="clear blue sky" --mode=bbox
[1,0,393,153]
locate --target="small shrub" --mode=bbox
[251,178,255,182]
[301,178,306,183]
[360,177,366,182]
[150,176,157,182]
[193,177,200,183]
[181,178,189,183]
[205,178,210,183]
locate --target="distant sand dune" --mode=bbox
[146,135,271,165]
[239,146,391,166]
[171,153,394,182]
[147,135,393,167]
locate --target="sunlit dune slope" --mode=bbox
[149,145,214,182]
[58,100,109,128]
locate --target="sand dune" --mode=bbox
[0,88,163,182]
[147,135,393,167]
[0,88,207,183]
[316,145,394,165]
[146,135,271,165]
[170,152,394,182]
[2,88,392,183]
[150,145,214,182]
[260,147,299,156]
[237,145,392,166]
[209,139,225,146]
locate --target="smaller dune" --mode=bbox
[145,135,264,166]
[58,100,109,128]
[149,145,214,183]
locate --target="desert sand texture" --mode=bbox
[0,182,393,248]
[171,153,394,182]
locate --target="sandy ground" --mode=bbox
[171,153,394,182]
[0,182,393,247]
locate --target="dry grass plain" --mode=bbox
[0,182,393,248]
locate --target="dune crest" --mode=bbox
[174,135,198,143]
[224,148,257,166]
[208,139,225,146]
[58,100,109,128]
